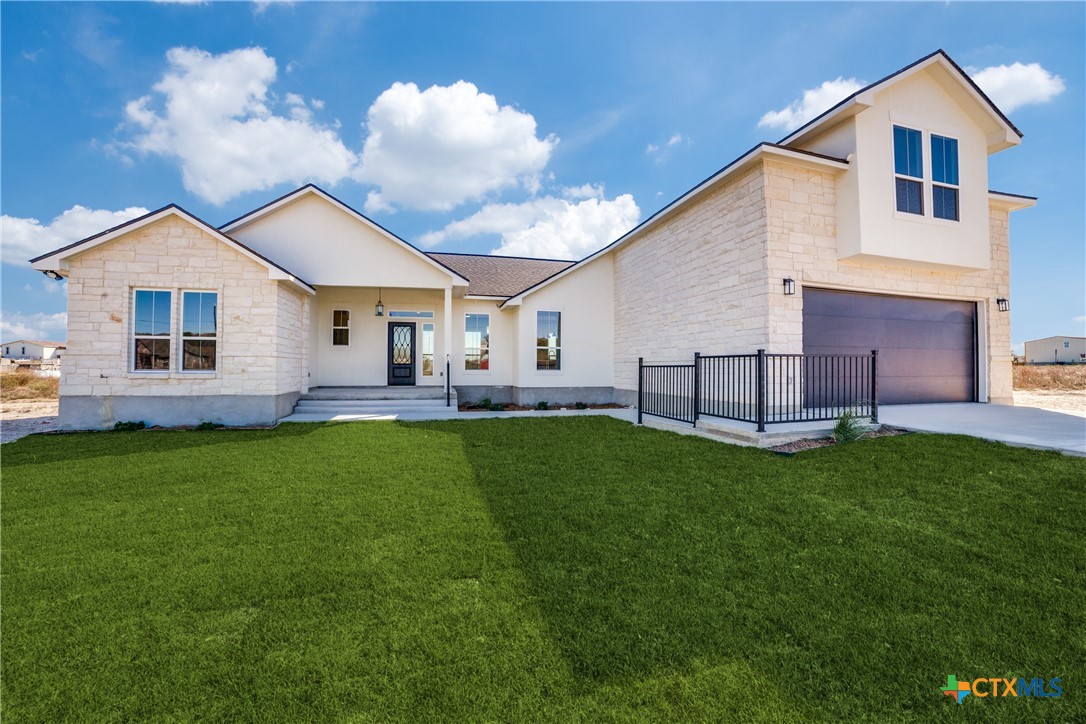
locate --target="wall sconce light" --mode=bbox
[375,288,385,317]
[996,297,1009,312]
[783,277,796,295]
[41,270,63,281]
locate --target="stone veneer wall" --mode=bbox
[60,216,310,428]
[761,158,1013,403]
[612,164,770,397]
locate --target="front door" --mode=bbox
[388,322,416,386]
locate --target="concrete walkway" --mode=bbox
[280,406,639,424]
[879,403,1086,456]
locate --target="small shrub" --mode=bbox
[194,421,224,431]
[477,396,492,409]
[574,401,589,410]
[832,408,865,444]
[535,401,549,410]
[488,402,506,411]
[113,420,146,432]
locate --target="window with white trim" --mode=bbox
[536,311,561,370]
[930,134,959,221]
[464,314,489,370]
[893,125,923,215]
[332,309,350,346]
[133,289,171,370]
[181,291,217,371]
[422,323,434,376]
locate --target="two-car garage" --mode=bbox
[802,288,977,404]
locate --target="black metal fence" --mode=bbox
[638,349,878,431]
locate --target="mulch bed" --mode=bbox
[768,425,909,454]
[459,403,626,413]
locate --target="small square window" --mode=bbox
[332,310,350,346]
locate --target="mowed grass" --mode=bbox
[2,417,1083,722]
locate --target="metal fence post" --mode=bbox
[692,352,701,427]
[637,357,644,425]
[756,348,766,432]
[446,354,451,407]
[870,349,878,423]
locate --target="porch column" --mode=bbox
[444,286,453,382]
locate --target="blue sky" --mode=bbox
[2,1,1083,351]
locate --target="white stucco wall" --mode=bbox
[511,254,615,389]
[798,66,993,271]
[229,193,460,289]
[312,286,447,387]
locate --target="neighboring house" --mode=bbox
[32,50,1036,430]
[1,340,65,360]
[1024,336,1086,364]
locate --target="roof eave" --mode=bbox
[501,144,848,308]
[988,190,1038,212]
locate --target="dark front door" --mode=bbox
[388,322,416,386]
[803,288,976,404]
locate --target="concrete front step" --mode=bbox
[301,386,451,401]
[294,400,455,415]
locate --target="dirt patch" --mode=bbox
[1013,390,1086,417]
[768,425,910,454]
[1013,364,1086,391]
[1,399,59,444]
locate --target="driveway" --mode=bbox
[880,403,1086,456]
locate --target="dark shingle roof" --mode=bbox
[426,252,575,297]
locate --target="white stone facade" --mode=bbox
[59,217,310,428]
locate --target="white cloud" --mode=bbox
[0,311,68,342]
[645,133,689,163]
[968,62,1066,113]
[253,0,294,14]
[419,193,640,260]
[562,183,604,200]
[758,77,865,131]
[121,46,357,205]
[645,143,659,155]
[355,80,558,213]
[2,205,149,266]
[666,133,685,147]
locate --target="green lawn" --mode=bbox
[2,417,1083,722]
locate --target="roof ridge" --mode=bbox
[426,250,576,264]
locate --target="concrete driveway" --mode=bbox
[880,403,1086,456]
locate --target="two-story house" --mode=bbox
[31,50,1035,430]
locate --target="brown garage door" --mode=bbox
[802,288,976,404]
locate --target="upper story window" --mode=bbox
[464,313,489,370]
[930,134,959,221]
[181,291,217,371]
[332,310,350,346]
[893,125,924,215]
[536,311,561,370]
[133,289,171,371]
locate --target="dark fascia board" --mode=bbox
[500,142,848,306]
[30,203,316,292]
[219,183,471,285]
[779,49,1023,147]
[987,189,1038,201]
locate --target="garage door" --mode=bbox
[802,288,976,404]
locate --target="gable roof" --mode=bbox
[29,205,316,294]
[779,49,1023,153]
[219,184,469,286]
[2,340,65,348]
[500,142,849,307]
[426,252,574,297]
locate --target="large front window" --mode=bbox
[464,314,489,370]
[182,291,217,371]
[133,290,171,370]
[536,311,561,370]
[893,125,923,215]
